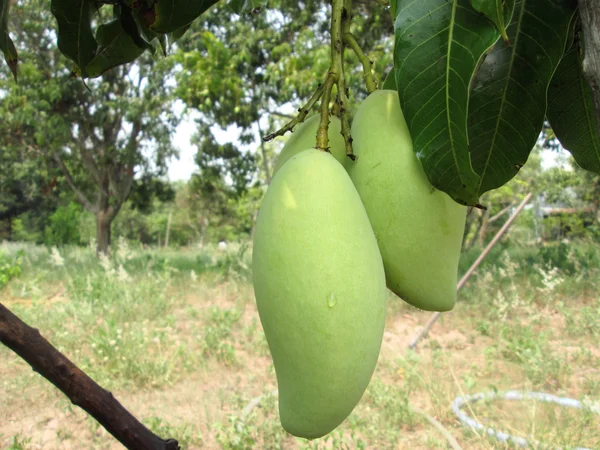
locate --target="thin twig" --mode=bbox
[263,83,325,141]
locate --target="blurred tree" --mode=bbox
[0,0,179,254]
[171,0,393,237]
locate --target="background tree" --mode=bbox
[0,0,179,254]
[173,0,393,184]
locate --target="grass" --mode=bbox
[0,239,599,449]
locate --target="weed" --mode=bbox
[201,306,242,365]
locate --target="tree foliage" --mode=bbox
[0,0,179,253]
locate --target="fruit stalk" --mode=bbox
[344,32,377,94]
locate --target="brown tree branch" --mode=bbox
[53,152,98,214]
[488,202,515,223]
[0,303,180,450]
[578,0,600,136]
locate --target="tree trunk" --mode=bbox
[165,211,172,248]
[96,213,112,255]
[578,0,600,136]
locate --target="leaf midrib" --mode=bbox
[476,0,526,194]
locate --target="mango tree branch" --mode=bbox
[53,151,98,214]
[0,303,180,450]
[344,32,378,94]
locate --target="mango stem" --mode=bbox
[344,32,378,94]
[263,83,326,142]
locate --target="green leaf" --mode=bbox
[470,0,515,43]
[0,0,17,81]
[117,4,155,52]
[393,0,500,206]
[228,0,263,15]
[50,0,97,76]
[149,0,220,33]
[467,0,577,196]
[382,68,397,90]
[168,24,191,46]
[547,34,600,175]
[85,20,145,78]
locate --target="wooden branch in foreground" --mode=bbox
[0,303,180,450]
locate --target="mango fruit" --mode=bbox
[252,149,386,439]
[272,114,347,175]
[347,90,467,312]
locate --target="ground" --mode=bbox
[0,241,599,449]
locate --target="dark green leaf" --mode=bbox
[0,0,17,81]
[547,34,600,175]
[470,0,515,43]
[149,0,220,33]
[168,24,191,46]
[85,20,145,78]
[393,0,500,206]
[467,0,577,196]
[382,68,397,90]
[50,0,97,76]
[118,4,155,52]
[228,0,263,15]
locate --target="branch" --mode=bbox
[0,303,180,450]
[263,83,326,141]
[266,111,296,120]
[578,0,600,136]
[108,119,141,208]
[488,202,515,223]
[53,152,98,214]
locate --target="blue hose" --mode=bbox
[451,390,600,449]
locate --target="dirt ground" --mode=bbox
[2,279,599,450]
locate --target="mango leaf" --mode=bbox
[168,24,191,46]
[470,0,515,43]
[50,0,97,76]
[117,4,155,52]
[382,69,397,90]
[149,0,220,34]
[467,0,577,197]
[85,20,145,78]
[547,34,600,175]
[228,0,263,15]
[0,0,17,81]
[393,0,500,206]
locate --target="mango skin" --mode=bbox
[252,149,386,439]
[272,114,348,175]
[347,90,467,312]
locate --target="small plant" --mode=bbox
[202,307,242,365]
[0,250,24,289]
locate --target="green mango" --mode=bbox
[252,149,386,439]
[347,90,467,312]
[272,114,348,175]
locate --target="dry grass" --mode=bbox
[0,242,599,449]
